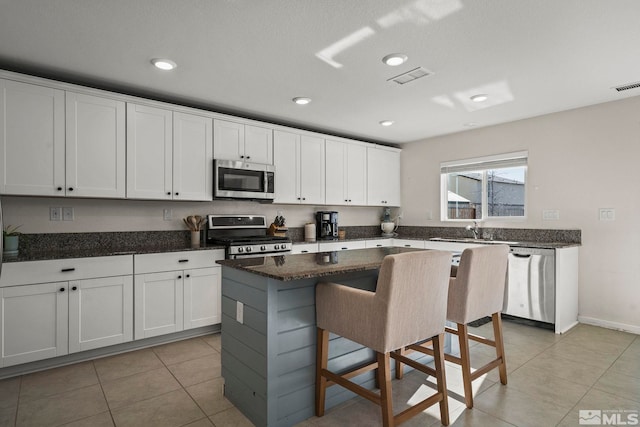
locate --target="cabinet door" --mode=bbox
[126,104,173,199]
[134,271,184,339]
[393,239,426,249]
[183,267,221,329]
[367,147,401,206]
[324,139,347,205]
[299,135,325,204]
[244,125,273,164]
[346,143,367,205]
[213,119,244,161]
[68,275,133,353]
[66,92,126,198]
[273,130,300,204]
[173,112,213,201]
[0,79,65,196]
[0,282,68,367]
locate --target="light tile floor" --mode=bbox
[0,321,638,426]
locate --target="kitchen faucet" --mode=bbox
[465,221,479,239]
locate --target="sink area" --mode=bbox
[430,237,520,245]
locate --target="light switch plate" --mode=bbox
[163,209,172,221]
[542,209,560,220]
[236,301,244,324]
[50,207,61,221]
[599,208,615,221]
[62,207,74,221]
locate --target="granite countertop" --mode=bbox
[217,247,425,281]
[291,236,579,249]
[3,242,226,263]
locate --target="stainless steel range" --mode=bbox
[205,215,291,259]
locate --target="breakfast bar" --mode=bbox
[217,247,450,427]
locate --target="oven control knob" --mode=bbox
[280,244,287,250]
[238,247,244,253]
[246,247,252,253]
[260,245,266,251]
[274,244,280,250]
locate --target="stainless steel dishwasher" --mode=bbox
[503,247,555,324]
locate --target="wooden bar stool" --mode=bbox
[397,245,509,409]
[315,250,453,427]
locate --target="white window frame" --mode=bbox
[440,151,528,222]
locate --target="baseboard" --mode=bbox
[578,316,640,335]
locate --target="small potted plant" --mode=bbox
[3,224,22,254]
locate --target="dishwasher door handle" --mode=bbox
[512,253,531,258]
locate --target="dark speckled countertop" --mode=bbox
[217,247,422,281]
[3,231,225,263]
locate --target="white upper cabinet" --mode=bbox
[173,112,213,201]
[273,130,325,204]
[127,103,212,201]
[214,119,273,164]
[367,146,401,206]
[325,139,367,205]
[66,92,126,198]
[0,79,65,196]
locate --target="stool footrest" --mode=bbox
[322,368,381,405]
[391,351,437,377]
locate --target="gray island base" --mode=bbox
[218,247,454,427]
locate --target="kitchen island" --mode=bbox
[217,247,449,427]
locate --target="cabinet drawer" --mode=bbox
[0,255,133,287]
[134,249,225,274]
[365,239,393,248]
[318,240,366,252]
[291,243,319,254]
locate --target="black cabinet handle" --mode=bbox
[376,244,382,247]
[404,245,411,247]
[301,250,308,253]
[186,274,190,278]
[72,286,77,291]
[178,275,182,279]
[59,287,65,292]
[302,197,306,200]
[240,155,244,158]
[178,259,189,263]
[175,192,179,196]
[167,192,171,195]
[57,187,63,191]
[246,156,250,159]
[68,187,74,192]
[61,268,76,272]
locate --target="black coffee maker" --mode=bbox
[316,211,338,240]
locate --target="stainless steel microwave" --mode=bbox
[214,159,275,201]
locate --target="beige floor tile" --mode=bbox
[419,360,496,406]
[520,351,608,387]
[448,405,517,426]
[593,370,640,402]
[111,388,205,427]
[19,361,98,402]
[473,383,572,427]
[0,377,21,409]
[208,407,254,427]
[16,384,108,427]
[543,339,622,370]
[200,333,221,352]
[60,411,114,426]
[186,377,234,416]
[502,364,589,408]
[101,367,181,409]
[167,352,221,387]
[562,324,636,353]
[183,418,215,427]
[93,349,164,382]
[609,354,640,379]
[153,338,216,365]
[557,388,640,427]
[0,405,17,427]
[467,341,537,383]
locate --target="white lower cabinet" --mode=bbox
[365,239,393,248]
[318,240,366,252]
[0,256,133,368]
[133,249,224,340]
[392,239,426,249]
[291,243,319,254]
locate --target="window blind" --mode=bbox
[440,151,527,174]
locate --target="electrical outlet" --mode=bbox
[62,207,74,221]
[599,208,615,221]
[236,301,244,324]
[163,209,172,221]
[50,207,62,221]
[542,210,560,220]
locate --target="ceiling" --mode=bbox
[2,0,640,145]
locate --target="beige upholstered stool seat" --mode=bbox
[399,245,509,409]
[315,250,453,427]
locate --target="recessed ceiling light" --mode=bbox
[292,97,312,105]
[470,94,488,103]
[151,58,177,71]
[379,120,394,126]
[382,53,408,66]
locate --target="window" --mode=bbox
[441,151,527,221]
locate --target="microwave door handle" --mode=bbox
[264,172,268,194]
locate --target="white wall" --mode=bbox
[1,196,382,234]
[401,95,640,334]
